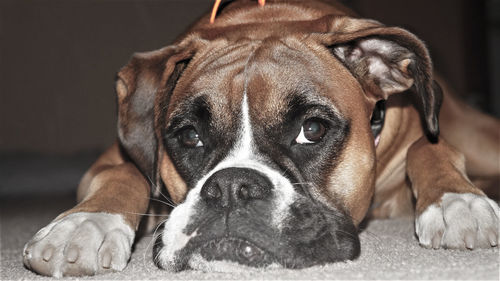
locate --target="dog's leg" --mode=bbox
[437,77,500,198]
[407,137,499,249]
[438,77,500,179]
[23,142,150,277]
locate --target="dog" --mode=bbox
[23,0,499,277]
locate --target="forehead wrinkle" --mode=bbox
[243,40,317,125]
[244,38,350,127]
[165,44,247,123]
[207,67,246,132]
[191,41,254,73]
[170,42,261,136]
[242,43,261,94]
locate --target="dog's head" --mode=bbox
[116,6,442,271]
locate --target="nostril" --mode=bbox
[201,183,222,201]
[238,184,269,201]
[239,185,250,200]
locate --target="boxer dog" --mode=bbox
[23,0,499,277]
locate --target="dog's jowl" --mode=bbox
[23,0,499,277]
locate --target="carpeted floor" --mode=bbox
[0,155,499,280]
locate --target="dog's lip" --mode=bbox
[196,236,277,267]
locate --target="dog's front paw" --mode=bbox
[23,212,134,277]
[416,193,499,249]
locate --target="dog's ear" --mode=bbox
[313,17,443,139]
[115,36,203,180]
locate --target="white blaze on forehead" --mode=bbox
[233,93,253,159]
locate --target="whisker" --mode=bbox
[334,229,359,240]
[362,229,382,242]
[110,210,169,217]
[144,170,178,207]
[144,220,166,267]
[153,235,165,264]
[281,167,289,177]
[157,188,177,206]
[147,197,176,208]
[291,182,314,186]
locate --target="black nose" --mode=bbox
[201,168,272,208]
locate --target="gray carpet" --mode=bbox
[1,155,499,280]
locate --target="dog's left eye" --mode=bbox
[295,119,326,144]
[178,127,204,148]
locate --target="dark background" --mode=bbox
[1,0,499,195]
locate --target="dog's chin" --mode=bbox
[161,228,360,272]
[167,237,278,272]
[185,237,280,272]
[198,237,275,267]
[187,253,282,272]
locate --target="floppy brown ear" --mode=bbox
[313,17,443,140]
[115,36,202,180]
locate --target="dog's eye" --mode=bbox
[178,127,203,148]
[295,119,326,144]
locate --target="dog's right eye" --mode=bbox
[295,119,327,144]
[178,127,203,148]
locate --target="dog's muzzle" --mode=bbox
[198,168,274,266]
[154,167,360,271]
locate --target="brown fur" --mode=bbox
[57,0,498,235]
[65,143,149,230]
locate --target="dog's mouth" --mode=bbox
[162,235,280,272]
[154,195,361,272]
[198,237,275,267]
